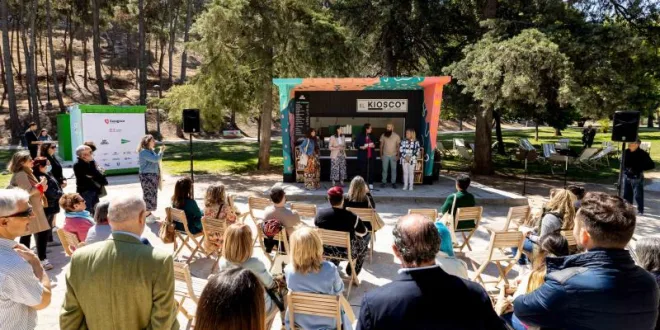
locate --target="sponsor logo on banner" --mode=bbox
[356,99,408,113]
[105,119,126,124]
[121,139,130,144]
[101,139,109,145]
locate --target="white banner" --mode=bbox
[357,99,408,113]
[81,113,145,172]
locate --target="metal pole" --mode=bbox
[154,85,161,140]
[617,142,627,196]
[522,155,528,196]
[564,156,568,188]
[189,133,194,199]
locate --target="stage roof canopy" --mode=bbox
[273,76,451,92]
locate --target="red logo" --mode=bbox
[104,119,110,124]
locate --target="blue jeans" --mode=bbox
[623,175,644,214]
[512,237,534,265]
[381,155,397,183]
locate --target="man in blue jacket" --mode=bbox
[513,192,659,330]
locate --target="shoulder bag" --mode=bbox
[366,195,385,232]
[159,210,176,244]
[440,193,458,228]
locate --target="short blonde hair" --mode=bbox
[290,227,323,274]
[223,223,253,264]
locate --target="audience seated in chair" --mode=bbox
[85,201,111,244]
[499,233,569,330]
[202,184,237,252]
[215,223,279,329]
[263,187,304,253]
[196,267,266,330]
[343,176,376,231]
[285,226,353,330]
[171,177,203,235]
[60,193,94,243]
[356,214,506,330]
[434,222,468,279]
[513,192,660,330]
[440,174,476,218]
[634,237,660,330]
[315,186,370,277]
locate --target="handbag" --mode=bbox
[440,193,458,228]
[159,211,176,244]
[366,195,385,232]
[298,139,310,167]
[262,218,283,238]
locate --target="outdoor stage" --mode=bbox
[269,175,529,205]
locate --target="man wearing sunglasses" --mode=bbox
[0,189,52,330]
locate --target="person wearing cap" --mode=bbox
[25,122,39,158]
[622,139,655,214]
[262,187,304,252]
[314,186,370,276]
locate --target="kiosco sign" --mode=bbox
[357,99,408,113]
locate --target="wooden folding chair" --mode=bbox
[173,261,208,321]
[167,207,205,264]
[317,228,359,298]
[345,207,379,263]
[466,231,524,288]
[257,226,291,271]
[57,228,85,256]
[201,216,227,273]
[484,205,530,233]
[290,202,317,219]
[408,209,439,222]
[561,230,578,254]
[286,292,355,330]
[227,194,248,223]
[247,196,272,244]
[452,206,483,252]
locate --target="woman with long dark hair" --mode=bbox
[40,143,66,188]
[171,177,203,234]
[299,128,320,190]
[32,157,62,270]
[329,126,347,186]
[137,134,165,223]
[195,267,266,330]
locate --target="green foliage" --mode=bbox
[598,118,611,133]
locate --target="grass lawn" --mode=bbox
[438,127,660,184]
[0,149,15,188]
[162,140,283,176]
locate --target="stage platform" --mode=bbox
[268,175,529,205]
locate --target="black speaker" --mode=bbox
[182,109,200,133]
[611,111,640,142]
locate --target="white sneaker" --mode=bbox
[408,186,414,191]
[402,185,408,191]
[42,259,54,271]
[146,214,158,224]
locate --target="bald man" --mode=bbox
[357,214,505,330]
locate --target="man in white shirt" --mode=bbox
[0,189,52,330]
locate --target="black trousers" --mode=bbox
[359,157,376,184]
[20,229,50,261]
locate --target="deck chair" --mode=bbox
[173,261,207,321]
[572,148,599,169]
[640,142,651,153]
[167,207,206,264]
[408,209,439,222]
[456,146,474,163]
[247,196,272,244]
[201,216,227,272]
[561,230,578,254]
[452,206,483,252]
[453,138,466,150]
[317,228,359,298]
[542,143,568,174]
[286,292,356,330]
[556,138,570,150]
[257,226,291,271]
[57,228,85,256]
[588,145,614,168]
[291,202,317,219]
[483,205,530,233]
[437,142,451,157]
[519,138,535,151]
[346,207,381,263]
[466,231,524,288]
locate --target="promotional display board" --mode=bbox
[62,105,146,175]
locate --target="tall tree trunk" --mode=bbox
[257,49,274,170]
[647,113,654,128]
[20,0,32,115]
[14,17,22,86]
[474,107,494,174]
[62,13,70,93]
[167,1,177,85]
[29,0,39,109]
[138,0,147,105]
[180,0,192,82]
[82,32,89,89]
[383,39,397,76]
[535,122,540,141]
[0,43,7,104]
[68,23,76,85]
[493,110,505,155]
[21,0,39,125]
[126,32,131,67]
[554,128,562,136]
[458,119,463,131]
[46,0,65,112]
[92,0,108,104]
[2,0,20,144]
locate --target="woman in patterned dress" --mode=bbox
[137,134,164,223]
[299,128,320,190]
[329,126,347,186]
[399,128,420,191]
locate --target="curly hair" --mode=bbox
[59,193,85,212]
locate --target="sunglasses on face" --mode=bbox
[50,146,57,150]
[5,207,34,218]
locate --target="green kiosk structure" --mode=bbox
[57,105,146,175]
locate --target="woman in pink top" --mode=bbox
[59,193,94,242]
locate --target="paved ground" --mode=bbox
[29,173,660,330]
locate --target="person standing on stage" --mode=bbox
[329,126,347,187]
[299,128,320,190]
[380,123,401,189]
[137,134,165,223]
[356,123,376,189]
[622,139,655,214]
[25,122,39,158]
[399,128,420,191]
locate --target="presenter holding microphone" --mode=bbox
[137,134,165,223]
[356,123,376,189]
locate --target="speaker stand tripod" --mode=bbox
[616,142,627,197]
[189,133,195,198]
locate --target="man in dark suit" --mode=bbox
[357,214,506,330]
[355,123,376,189]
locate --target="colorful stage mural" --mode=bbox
[273,76,451,181]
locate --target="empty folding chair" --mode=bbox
[167,207,206,264]
[587,145,614,168]
[466,231,524,288]
[173,261,208,321]
[483,205,530,234]
[453,138,466,150]
[317,228,359,298]
[573,148,599,169]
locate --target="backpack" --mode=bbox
[262,218,283,238]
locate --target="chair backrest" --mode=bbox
[57,228,81,256]
[503,205,531,230]
[173,261,199,302]
[291,202,317,218]
[453,138,465,149]
[457,146,472,160]
[555,142,569,150]
[640,142,651,152]
[542,144,556,158]
[519,138,535,151]
[454,206,482,232]
[317,228,350,249]
[201,216,226,252]
[346,207,376,228]
[578,148,599,161]
[492,231,524,250]
[560,230,577,249]
[408,209,439,222]
[591,145,613,160]
[558,138,570,145]
[287,292,342,330]
[248,196,271,220]
[168,207,192,234]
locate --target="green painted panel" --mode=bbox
[104,168,139,175]
[56,114,73,161]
